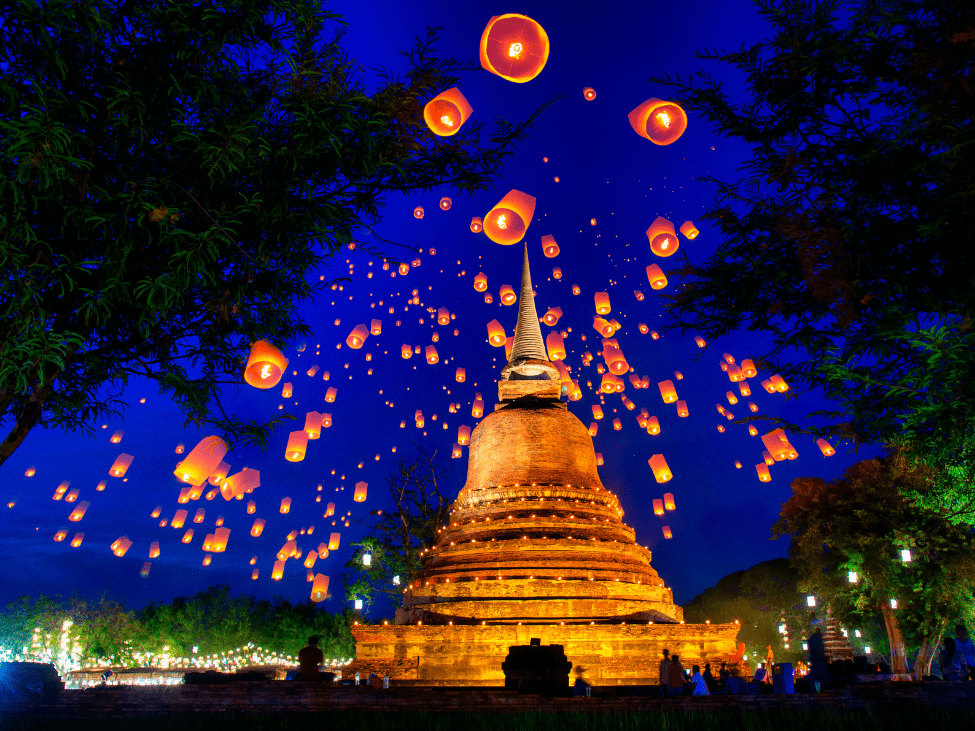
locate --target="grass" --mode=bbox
[5,709,975,731]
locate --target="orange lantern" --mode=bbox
[483,190,536,245]
[109,453,133,477]
[756,463,771,482]
[674,371,684,381]
[281,382,293,399]
[110,430,123,444]
[817,438,836,457]
[647,416,661,435]
[70,533,84,547]
[638,324,649,335]
[676,400,689,417]
[329,532,341,551]
[588,422,598,436]
[457,425,471,446]
[473,273,489,293]
[271,560,285,581]
[593,292,611,315]
[546,332,566,361]
[285,431,308,462]
[175,436,229,486]
[651,330,660,340]
[499,285,517,305]
[646,264,668,290]
[741,359,758,378]
[645,216,680,257]
[612,418,622,431]
[680,221,699,239]
[662,526,673,539]
[425,345,439,364]
[111,536,132,557]
[769,374,790,393]
[346,324,369,349]
[325,386,337,402]
[583,86,596,100]
[398,262,410,276]
[602,345,628,375]
[592,404,604,420]
[572,284,581,295]
[148,541,161,559]
[455,367,466,383]
[244,341,288,389]
[695,336,706,348]
[354,482,368,502]
[413,207,424,220]
[279,498,292,515]
[479,14,550,83]
[552,266,562,279]
[324,502,336,518]
[311,573,330,602]
[487,320,507,346]
[649,454,673,483]
[440,197,452,210]
[64,488,79,503]
[193,508,205,524]
[658,380,678,403]
[761,428,791,461]
[423,86,473,136]
[170,509,188,529]
[68,501,89,522]
[628,97,688,145]
[739,381,752,397]
[24,466,35,477]
[541,234,560,258]
[653,499,664,516]
[54,528,68,542]
[726,391,739,405]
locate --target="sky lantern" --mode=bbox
[311,573,330,602]
[306,365,319,378]
[680,221,699,239]
[304,411,322,439]
[458,425,471,445]
[171,509,188,529]
[594,292,611,315]
[325,502,336,517]
[695,336,707,348]
[346,324,369,349]
[370,319,382,336]
[474,272,488,291]
[546,332,566,361]
[487,320,507,346]
[612,418,622,431]
[148,541,161,559]
[658,380,678,404]
[541,234,560,258]
[817,438,836,456]
[439,196,452,211]
[647,417,661,435]
[542,307,562,326]
[398,262,410,276]
[472,394,484,418]
[769,374,790,392]
[415,410,425,428]
[321,413,332,428]
[756,463,772,482]
[645,263,668,290]
[24,466,35,477]
[761,428,792,461]
[53,480,69,500]
[739,381,752,396]
[251,569,259,580]
[726,392,738,405]
[437,307,451,326]
[676,400,689,417]
[111,536,132,557]
[552,267,562,279]
[221,468,259,501]
[285,431,308,462]
[583,87,596,100]
[175,443,185,455]
[68,501,89,522]
[329,532,341,551]
[108,453,133,478]
[280,497,291,515]
[674,371,683,380]
[425,345,439,364]
[271,560,285,581]
[592,404,604,420]
[483,190,536,245]
[649,454,673,483]
[110,430,123,444]
[424,87,473,136]
[325,386,337,402]
[653,499,664,516]
[499,285,517,305]
[726,365,744,382]
[588,422,598,436]
[455,367,466,383]
[650,330,660,340]
[281,382,292,399]
[599,373,619,394]
[193,508,205,523]
[70,533,84,547]
[662,526,673,539]
[572,284,581,295]
[354,482,368,502]
[54,529,68,542]
[414,206,424,219]
[627,97,688,145]
[593,317,614,338]
[401,343,413,359]
[595,453,604,466]
[663,493,676,511]
[741,359,757,378]
[638,324,649,334]
[479,14,550,83]
[603,345,628,375]
[645,216,679,257]
[244,341,288,389]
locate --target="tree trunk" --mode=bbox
[879,599,908,674]
[0,384,53,467]
[914,627,945,678]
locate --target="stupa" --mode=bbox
[350,245,739,686]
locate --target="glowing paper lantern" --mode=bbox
[680,221,699,239]
[483,190,536,245]
[414,207,424,219]
[552,267,562,279]
[54,529,68,542]
[769,374,790,393]
[645,217,679,258]
[175,436,229,486]
[649,454,672,483]
[346,324,369,349]
[68,501,89,522]
[281,383,293,399]
[109,453,134,477]
[627,97,688,145]
[499,285,517,305]
[325,386,337,402]
[612,418,622,431]
[739,381,752,397]
[456,368,466,383]
[638,324,649,334]
[740,359,757,378]
[24,466,35,477]
[653,499,664,515]
[110,430,123,444]
[646,264,668,290]
[221,468,260,500]
[658,380,678,404]
[244,341,288,389]
[479,14,550,83]
[329,532,341,551]
[542,307,562,326]
[458,425,471,446]
[676,400,689,417]
[423,87,473,136]
[588,422,598,436]
[592,405,604,420]
[193,508,205,524]
[210,526,230,552]
[602,345,628,375]
[583,86,596,100]
[304,411,323,440]
[487,320,507,346]
[761,429,791,461]
[280,497,291,514]
[285,431,308,462]
[662,526,673,539]
[310,573,330,602]
[594,292,611,315]
[70,533,84,547]
[674,371,683,381]
[473,273,488,292]
[651,330,659,340]
[756,463,771,482]
[111,536,132,557]
[472,394,484,418]
[546,332,566,361]
[817,438,835,456]
[663,493,676,511]
[272,560,285,581]
[647,416,661,435]
[354,482,368,502]
[325,502,335,517]
[541,234,560,258]
[572,284,581,295]
[726,392,739,405]
[306,365,319,377]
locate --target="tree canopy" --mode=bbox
[648,0,975,462]
[0,0,556,464]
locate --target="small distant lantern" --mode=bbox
[370,319,382,335]
[439,197,452,210]
[425,345,439,364]
[552,267,562,279]
[413,207,424,219]
[653,499,664,515]
[694,336,706,348]
[280,497,292,514]
[676,400,689,417]
[572,284,581,295]
[325,386,337,402]
[662,526,673,539]
[583,87,596,100]
[456,367,466,382]
[474,272,488,291]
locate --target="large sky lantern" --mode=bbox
[646,264,668,290]
[479,14,550,83]
[761,428,792,461]
[325,502,335,517]
[593,292,611,315]
[645,216,680,257]
[244,340,288,389]
[271,560,285,581]
[658,379,678,404]
[649,454,673,483]
[328,532,341,551]
[680,221,699,239]
[346,324,369,349]
[627,97,688,145]
[109,453,133,477]
[663,492,676,511]
[583,86,596,100]
[370,319,382,336]
[304,411,322,439]
[653,499,664,515]
[311,574,330,602]
[425,345,439,364]
[354,481,368,502]
[499,285,517,305]
[545,332,566,360]
[111,536,132,557]
[325,386,337,402]
[756,463,772,482]
[603,345,628,375]
[281,382,293,399]
[455,367,466,382]
[542,306,562,326]
[740,359,758,378]
[541,234,560,258]
[423,87,473,137]
[483,189,536,245]
[662,526,673,540]
[68,501,89,522]
[486,319,507,346]
[817,438,836,457]
[437,307,451,326]
[457,425,472,445]
[473,272,488,291]
[285,430,308,461]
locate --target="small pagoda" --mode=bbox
[350,245,739,686]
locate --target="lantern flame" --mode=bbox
[656,111,671,128]
[508,42,523,58]
[497,214,507,229]
[440,115,453,126]
[260,363,272,379]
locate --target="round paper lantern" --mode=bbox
[479,14,550,83]
[424,87,473,136]
[646,217,680,257]
[542,307,562,326]
[583,87,596,100]
[572,284,581,295]
[483,190,536,245]
[439,197,452,211]
[244,341,288,389]
[474,272,488,291]
[346,324,369,349]
[487,320,506,346]
[552,267,562,279]
[414,207,424,219]
[680,221,699,239]
[470,217,483,233]
[499,285,517,305]
[541,234,560,258]
[646,264,668,290]
[627,97,688,145]
[285,431,308,462]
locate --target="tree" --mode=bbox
[772,450,975,675]
[343,446,449,613]
[648,0,975,463]
[0,0,558,465]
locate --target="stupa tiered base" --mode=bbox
[348,622,740,686]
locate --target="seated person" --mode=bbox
[297,636,324,681]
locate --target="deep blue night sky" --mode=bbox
[0,0,881,618]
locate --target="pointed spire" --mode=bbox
[509,243,549,363]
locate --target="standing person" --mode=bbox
[763,644,775,684]
[940,637,967,680]
[703,662,715,692]
[658,648,671,698]
[955,625,975,680]
[691,664,710,696]
[298,635,324,681]
[667,654,687,696]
